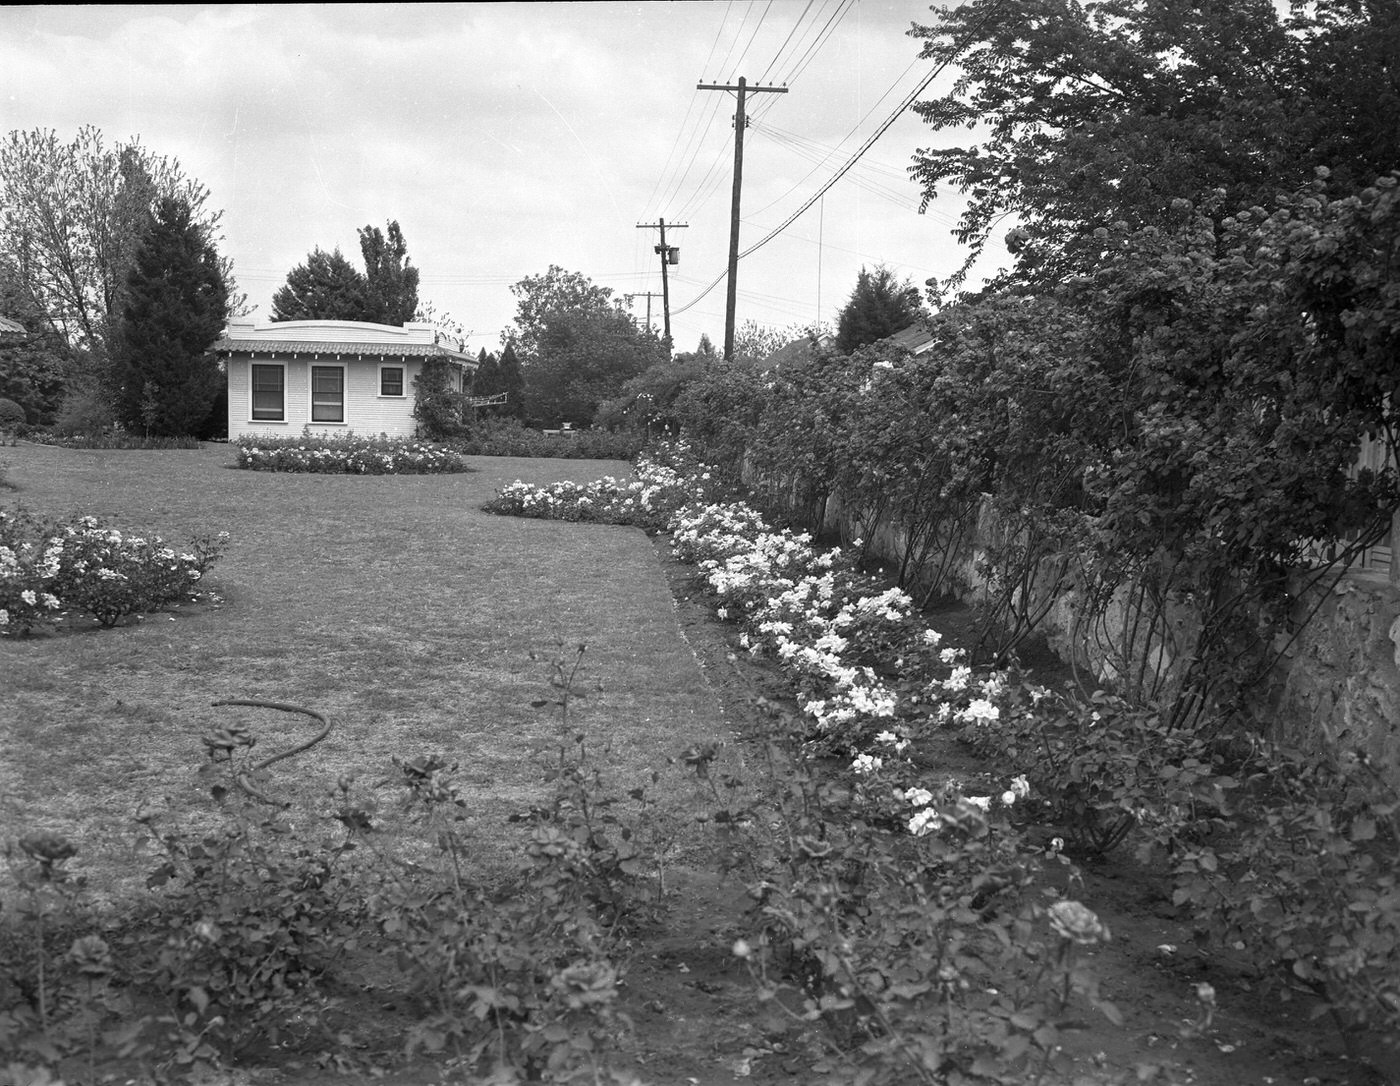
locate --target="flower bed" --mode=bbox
[234,433,469,474]
[486,441,1400,1058]
[0,510,225,631]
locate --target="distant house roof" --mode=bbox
[760,332,836,371]
[215,318,475,365]
[883,323,936,355]
[0,315,26,335]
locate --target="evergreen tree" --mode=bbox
[358,220,419,325]
[111,196,230,436]
[270,247,369,321]
[834,266,923,354]
[495,342,525,418]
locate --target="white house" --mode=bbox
[217,319,476,441]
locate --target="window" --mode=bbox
[380,366,405,397]
[251,364,284,421]
[311,365,344,423]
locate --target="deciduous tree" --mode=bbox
[0,126,233,371]
[358,220,419,325]
[909,0,1400,292]
[505,267,665,425]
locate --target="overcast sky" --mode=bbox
[1,2,1000,355]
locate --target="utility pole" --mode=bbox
[697,76,787,362]
[624,291,663,333]
[636,218,687,351]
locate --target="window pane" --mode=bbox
[311,366,343,422]
[251,364,284,420]
[381,367,404,396]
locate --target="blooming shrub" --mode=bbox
[455,418,645,461]
[0,509,224,631]
[234,433,469,474]
[481,442,723,533]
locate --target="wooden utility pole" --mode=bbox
[697,77,787,361]
[636,218,687,350]
[624,291,663,333]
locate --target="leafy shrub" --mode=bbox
[50,381,117,438]
[0,396,25,431]
[30,430,204,449]
[0,509,224,632]
[455,417,644,460]
[234,432,470,474]
[958,687,1233,858]
[1170,743,1400,1050]
[482,441,724,533]
[412,356,472,442]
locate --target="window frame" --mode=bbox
[310,364,346,424]
[379,364,406,398]
[250,362,286,422]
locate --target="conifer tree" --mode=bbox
[111,196,230,435]
[834,266,923,354]
[270,247,369,321]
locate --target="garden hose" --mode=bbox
[210,699,333,806]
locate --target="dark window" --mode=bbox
[251,364,284,421]
[381,366,405,397]
[311,366,344,422]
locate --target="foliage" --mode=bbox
[49,377,118,439]
[1,648,653,1084]
[0,509,224,632]
[671,363,771,485]
[593,353,705,434]
[1170,743,1400,1047]
[503,265,617,363]
[0,397,23,431]
[269,247,370,322]
[482,445,721,532]
[233,432,470,474]
[110,197,231,437]
[908,0,1400,293]
[133,792,361,1067]
[504,267,668,426]
[489,447,1400,1067]
[454,417,645,461]
[28,430,203,450]
[357,220,419,325]
[833,265,924,354]
[0,126,236,370]
[673,173,1400,723]
[471,343,525,418]
[0,261,69,426]
[409,356,471,442]
[730,320,794,367]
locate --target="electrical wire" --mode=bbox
[673,5,990,315]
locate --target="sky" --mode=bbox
[0,2,1001,356]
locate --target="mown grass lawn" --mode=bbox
[0,442,730,904]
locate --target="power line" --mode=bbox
[673,12,981,316]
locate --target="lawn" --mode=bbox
[0,442,730,904]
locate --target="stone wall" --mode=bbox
[797,479,1400,787]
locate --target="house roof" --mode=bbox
[760,332,836,371]
[883,323,936,355]
[0,315,26,335]
[215,338,467,359]
[214,318,476,366]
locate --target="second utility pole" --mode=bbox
[698,75,787,361]
[636,218,687,350]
